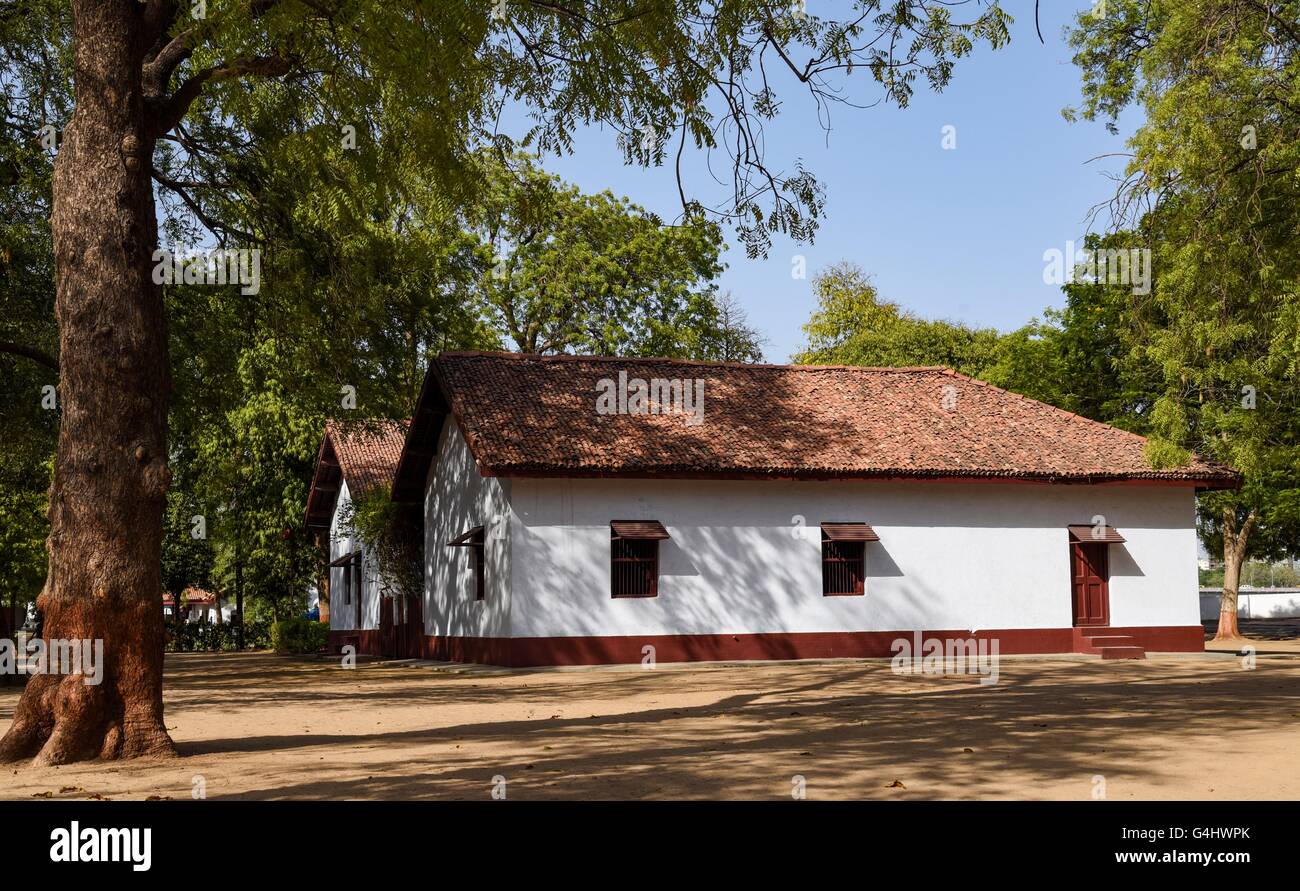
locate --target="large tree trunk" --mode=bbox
[0,1,175,764]
[1213,507,1256,643]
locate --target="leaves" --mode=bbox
[1068,0,1300,559]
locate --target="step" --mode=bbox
[1083,635,1138,647]
[1096,645,1146,660]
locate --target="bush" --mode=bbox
[271,618,330,655]
[165,618,272,652]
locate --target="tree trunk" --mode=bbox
[235,555,244,650]
[1213,507,1256,643]
[0,1,175,764]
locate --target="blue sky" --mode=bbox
[509,1,1141,362]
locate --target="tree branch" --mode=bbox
[0,340,58,372]
[148,53,295,138]
[152,166,259,243]
[143,26,199,101]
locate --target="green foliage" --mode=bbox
[2,0,1012,626]
[138,1,1010,257]
[688,292,766,363]
[0,478,47,616]
[340,490,422,604]
[795,262,1003,375]
[161,486,214,598]
[1199,561,1300,588]
[271,617,330,655]
[982,233,1161,430]
[192,339,330,623]
[167,619,271,653]
[1067,0,1300,561]
[797,239,1163,435]
[470,152,727,356]
[0,13,59,616]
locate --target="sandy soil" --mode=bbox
[2,648,1298,801]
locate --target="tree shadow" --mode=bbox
[164,653,1300,800]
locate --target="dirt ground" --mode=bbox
[2,644,1298,801]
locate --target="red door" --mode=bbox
[1071,542,1110,626]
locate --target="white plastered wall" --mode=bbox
[423,418,512,639]
[327,480,381,631]
[503,478,1200,639]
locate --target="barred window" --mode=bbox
[610,521,670,598]
[820,523,877,596]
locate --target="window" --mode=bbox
[447,526,486,601]
[332,550,363,605]
[820,523,878,596]
[610,521,670,598]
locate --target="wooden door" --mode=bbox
[379,598,395,659]
[401,595,423,659]
[1071,542,1109,626]
[352,557,362,630]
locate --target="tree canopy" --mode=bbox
[1066,0,1300,636]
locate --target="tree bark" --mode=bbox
[1213,506,1256,643]
[0,0,175,764]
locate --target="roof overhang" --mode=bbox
[304,434,343,531]
[473,467,1241,489]
[391,362,454,503]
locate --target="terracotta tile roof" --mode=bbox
[164,587,216,606]
[306,420,409,528]
[324,419,409,497]
[416,352,1238,487]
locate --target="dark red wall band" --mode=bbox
[329,625,1203,667]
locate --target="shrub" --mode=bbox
[165,618,272,652]
[271,617,330,655]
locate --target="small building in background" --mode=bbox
[163,587,231,623]
[305,420,409,657]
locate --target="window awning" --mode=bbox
[1067,524,1126,543]
[821,523,880,542]
[611,520,670,540]
[446,526,485,547]
[329,549,362,567]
